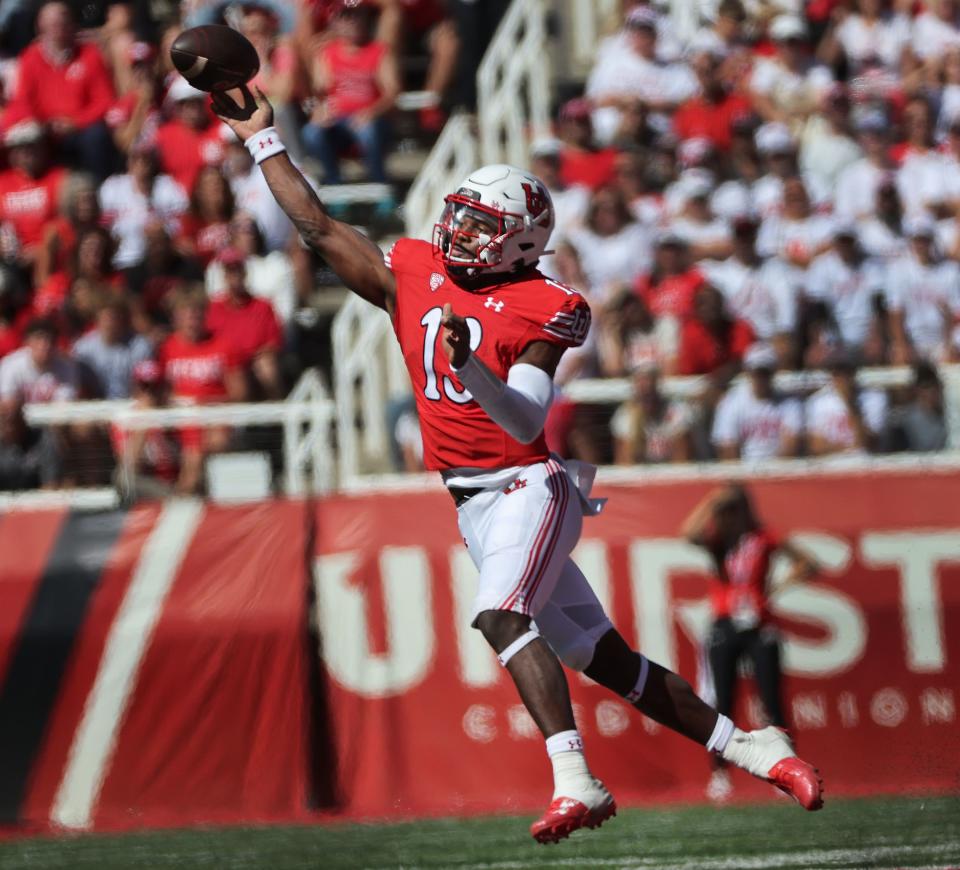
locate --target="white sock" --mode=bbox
[705,714,735,754]
[545,730,593,799]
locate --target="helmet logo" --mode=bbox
[429,272,446,291]
[521,182,549,219]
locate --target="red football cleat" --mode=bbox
[768,757,824,811]
[530,794,617,844]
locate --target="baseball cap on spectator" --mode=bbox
[530,136,563,159]
[132,360,164,387]
[4,119,45,147]
[714,187,755,222]
[676,168,715,202]
[686,30,727,60]
[625,6,659,31]
[166,76,207,104]
[218,247,247,267]
[770,14,807,42]
[127,41,156,65]
[744,343,778,371]
[903,214,936,239]
[678,137,713,168]
[833,219,859,240]
[755,122,796,154]
[655,227,687,247]
[558,98,592,122]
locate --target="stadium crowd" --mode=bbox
[0,0,957,493]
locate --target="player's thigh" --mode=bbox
[470,458,582,621]
[534,559,614,671]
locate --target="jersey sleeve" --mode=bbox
[535,290,592,349]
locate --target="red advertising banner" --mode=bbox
[0,466,958,833]
[313,468,960,819]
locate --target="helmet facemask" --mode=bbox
[433,195,524,276]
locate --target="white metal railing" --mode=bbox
[563,0,622,73]
[476,0,552,167]
[22,369,337,496]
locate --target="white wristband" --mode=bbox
[244,126,286,164]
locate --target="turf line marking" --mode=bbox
[50,500,203,830]
[432,840,960,870]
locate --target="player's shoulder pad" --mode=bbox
[516,275,592,348]
[383,237,433,274]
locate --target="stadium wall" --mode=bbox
[0,466,958,833]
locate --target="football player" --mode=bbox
[214,86,825,843]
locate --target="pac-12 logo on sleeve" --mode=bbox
[429,272,446,292]
[521,182,549,218]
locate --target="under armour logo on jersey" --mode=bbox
[429,272,446,292]
[503,478,527,495]
[485,297,505,312]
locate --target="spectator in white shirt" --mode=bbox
[711,343,802,461]
[805,223,886,364]
[557,186,651,308]
[750,15,834,127]
[911,0,960,62]
[805,351,888,456]
[752,122,830,216]
[586,6,696,144]
[701,215,799,367]
[799,84,863,194]
[886,215,960,363]
[72,300,152,399]
[834,108,897,219]
[897,96,952,218]
[221,134,294,252]
[528,137,590,281]
[99,145,189,269]
[665,169,732,260]
[611,358,694,464]
[0,319,79,411]
[820,0,911,72]
[756,176,834,272]
[858,176,908,260]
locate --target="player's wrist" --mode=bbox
[244,126,286,165]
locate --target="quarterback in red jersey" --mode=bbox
[214,85,825,843]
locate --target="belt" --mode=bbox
[448,485,485,508]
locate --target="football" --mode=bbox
[170,25,260,92]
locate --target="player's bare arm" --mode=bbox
[212,86,396,314]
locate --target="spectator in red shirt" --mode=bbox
[5,1,116,180]
[635,233,704,322]
[0,120,68,275]
[106,41,164,155]
[206,247,284,399]
[176,166,235,267]
[159,288,247,493]
[155,77,225,195]
[303,2,400,184]
[677,282,754,377]
[674,47,752,152]
[556,98,618,191]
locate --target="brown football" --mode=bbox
[170,25,260,92]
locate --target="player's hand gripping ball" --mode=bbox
[170,25,260,92]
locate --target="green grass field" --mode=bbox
[1,795,958,870]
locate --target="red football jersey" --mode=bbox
[387,239,591,471]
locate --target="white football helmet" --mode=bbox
[433,164,554,276]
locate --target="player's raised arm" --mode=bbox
[212,86,395,313]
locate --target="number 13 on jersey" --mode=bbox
[420,306,484,404]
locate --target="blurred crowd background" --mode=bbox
[0,0,957,495]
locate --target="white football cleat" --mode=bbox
[530,778,616,844]
[726,726,824,811]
